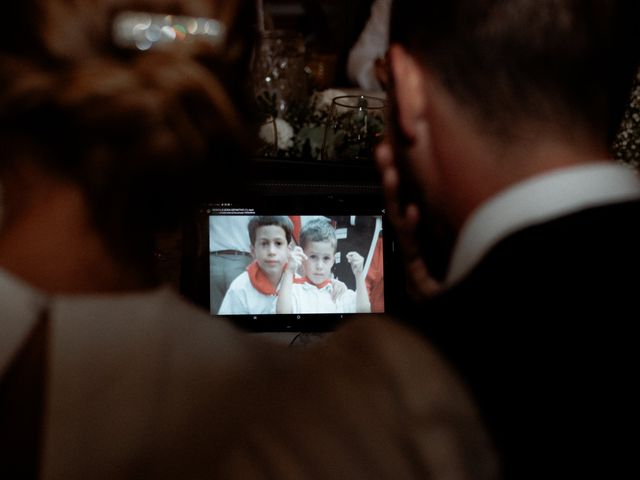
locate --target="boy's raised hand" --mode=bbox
[331,278,347,302]
[286,245,307,274]
[346,251,365,277]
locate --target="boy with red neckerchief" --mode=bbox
[277,218,371,314]
[218,216,293,315]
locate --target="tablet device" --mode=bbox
[181,189,396,331]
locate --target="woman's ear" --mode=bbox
[387,44,428,144]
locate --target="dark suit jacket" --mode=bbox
[408,200,640,478]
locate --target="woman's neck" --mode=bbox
[0,171,152,294]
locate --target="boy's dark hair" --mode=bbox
[299,217,337,251]
[248,216,294,245]
[390,0,640,144]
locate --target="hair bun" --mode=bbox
[0,0,255,263]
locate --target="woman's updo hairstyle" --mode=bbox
[0,0,255,263]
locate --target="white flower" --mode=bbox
[259,117,295,150]
[313,88,348,111]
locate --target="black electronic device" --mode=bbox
[180,164,400,331]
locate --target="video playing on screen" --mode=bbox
[209,210,384,317]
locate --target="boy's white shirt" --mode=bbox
[217,271,278,315]
[290,281,357,314]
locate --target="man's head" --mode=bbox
[390,0,639,144]
[299,218,337,285]
[380,0,640,279]
[248,216,293,282]
[384,0,640,232]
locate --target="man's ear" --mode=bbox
[250,246,256,259]
[388,44,428,143]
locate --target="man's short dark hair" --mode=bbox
[390,0,640,143]
[248,216,294,246]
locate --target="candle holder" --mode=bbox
[252,29,307,118]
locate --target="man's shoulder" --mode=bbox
[493,199,640,266]
[529,198,640,235]
[437,199,640,314]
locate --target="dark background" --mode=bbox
[264,0,375,87]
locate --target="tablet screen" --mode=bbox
[191,195,390,331]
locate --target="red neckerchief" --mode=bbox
[247,262,278,296]
[294,277,332,289]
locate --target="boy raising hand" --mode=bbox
[277,218,371,314]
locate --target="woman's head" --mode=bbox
[0,0,255,265]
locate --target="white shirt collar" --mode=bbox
[0,267,48,377]
[445,162,640,287]
[299,280,333,291]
